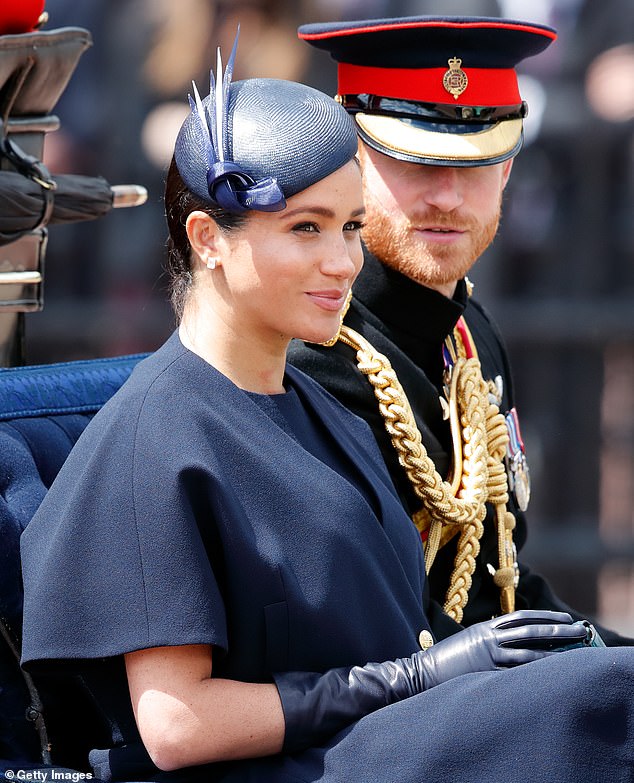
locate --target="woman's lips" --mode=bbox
[305,290,347,312]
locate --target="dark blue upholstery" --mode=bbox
[0,355,148,422]
[0,354,146,769]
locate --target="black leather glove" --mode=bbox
[275,609,588,753]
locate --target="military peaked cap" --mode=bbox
[298,16,557,166]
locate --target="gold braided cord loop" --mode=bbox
[484,381,518,614]
[337,322,518,621]
[340,327,488,567]
[440,360,493,622]
[442,509,486,620]
[443,387,516,621]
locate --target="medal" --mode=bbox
[505,407,531,512]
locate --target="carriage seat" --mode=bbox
[0,353,145,771]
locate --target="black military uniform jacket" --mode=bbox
[289,252,627,644]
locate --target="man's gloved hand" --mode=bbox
[275,609,588,753]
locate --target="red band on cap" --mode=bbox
[338,62,521,106]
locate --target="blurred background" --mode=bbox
[7,0,634,634]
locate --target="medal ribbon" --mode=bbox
[505,407,525,458]
[443,316,476,373]
[454,317,476,359]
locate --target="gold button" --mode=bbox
[418,630,434,650]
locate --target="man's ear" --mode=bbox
[185,210,222,270]
[501,158,514,190]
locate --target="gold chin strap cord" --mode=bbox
[336,321,518,622]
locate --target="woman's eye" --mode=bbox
[292,222,319,233]
[344,220,364,232]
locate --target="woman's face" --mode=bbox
[211,159,365,348]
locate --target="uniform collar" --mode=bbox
[353,250,468,345]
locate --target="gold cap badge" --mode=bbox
[443,57,468,100]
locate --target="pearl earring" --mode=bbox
[206,257,217,270]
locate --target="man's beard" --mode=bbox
[361,201,502,290]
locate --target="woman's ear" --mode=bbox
[185,210,223,270]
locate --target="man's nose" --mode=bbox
[421,167,464,212]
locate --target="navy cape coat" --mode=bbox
[20,332,634,782]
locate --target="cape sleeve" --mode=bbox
[20,380,228,671]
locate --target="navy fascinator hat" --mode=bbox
[174,31,358,213]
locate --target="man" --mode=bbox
[290,15,631,644]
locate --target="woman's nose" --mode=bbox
[320,236,359,278]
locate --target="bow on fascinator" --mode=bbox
[188,29,286,213]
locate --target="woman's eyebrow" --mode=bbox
[281,205,366,219]
[281,206,336,219]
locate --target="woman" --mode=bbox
[20,38,634,783]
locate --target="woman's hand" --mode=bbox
[125,644,285,771]
[416,609,589,688]
[276,609,589,754]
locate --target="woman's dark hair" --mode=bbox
[164,157,247,320]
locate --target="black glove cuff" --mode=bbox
[274,661,417,754]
